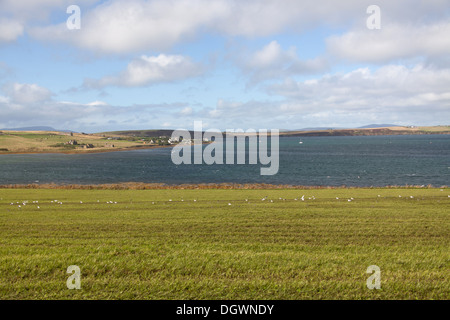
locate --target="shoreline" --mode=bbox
[279,129,450,137]
[0,182,446,190]
[0,141,215,155]
[0,144,174,155]
[1,132,449,155]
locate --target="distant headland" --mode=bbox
[0,125,448,154]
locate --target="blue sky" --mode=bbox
[0,0,449,132]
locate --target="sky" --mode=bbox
[0,0,449,132]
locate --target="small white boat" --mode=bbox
[299,141,303,144]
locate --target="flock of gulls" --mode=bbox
[6,191,449,210]
[9,199,118,210]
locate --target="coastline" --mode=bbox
[279,128,450,137]
[0,143,174,155]
[0,141,215,155]
[1,128,449,155]
[0,182,446,190]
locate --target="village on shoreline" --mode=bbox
[0,125,449,155]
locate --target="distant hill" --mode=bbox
[298,127,343,131]
[100,129,176,137]
[280,125,450,137]
[295,124,401,131]
[357,124,401,129]
[102,125,450,138]
[1,126,75,133]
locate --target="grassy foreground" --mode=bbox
[0,188,448,300]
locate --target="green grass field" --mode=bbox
[0,188,448,300]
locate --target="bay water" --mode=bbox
[0,135,448,187]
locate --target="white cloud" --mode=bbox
[30,0,228,54]
[205,99,285,128]
[250,41,289,68]
[0,0,99,43]
[238,40,328,83]
[179,106,193,116]
[28,0,337,53]
[1,71,448,131]
[267,64,450,124]
[0,18,24,43]
[0,82,196,131]
[3,83,53,104]
[25,0,449,54]
[0,0,444,58]
[86,100,108,106]
[84,54,203,88]
[0,0,99,20]
[327,21,450,64]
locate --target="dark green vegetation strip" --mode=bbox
[0,188,448,299]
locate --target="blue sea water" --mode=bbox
[0,134,448,186]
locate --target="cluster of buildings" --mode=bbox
[64,140,97,149]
